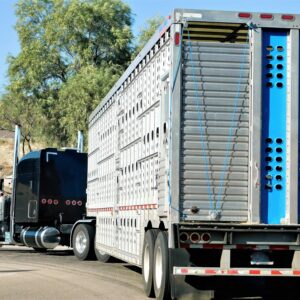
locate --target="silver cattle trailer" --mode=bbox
[72,9,300,299]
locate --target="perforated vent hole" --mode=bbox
[277,55,283,60]
[276,147,282,153]
[277,73,283,79]
[266,138,273,143]
[276,166,282,171]
[266,157,272,162]
[277,46,284,52]
[265,147,272,152]
[276,82,283,88]
[266,82,273,88]
[275,184,282,190]
[266,73,273,78]
[163,123,167,134]
[276,175,282,181]
[266,63,273,69]
[266,46,274,51]
[276,138,283,144]
[266,55,273,60]
[277,64,283,70]
[276,157,282,162]
[265,166,272,171]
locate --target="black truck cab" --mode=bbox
[4,148,87,249]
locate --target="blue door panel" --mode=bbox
[261,30,287,224]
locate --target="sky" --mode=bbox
[1,0,300,93]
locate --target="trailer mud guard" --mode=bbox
[69,218,95,247]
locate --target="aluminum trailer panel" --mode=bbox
[180,41,250,222]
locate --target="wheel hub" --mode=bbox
[75,230,87,254]
[155,246,163,289]
[143,244,150,282]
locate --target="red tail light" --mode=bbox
[282,14,294,21]
[260,13,274,20]
[174,32,181,46]
[238,12,252,19]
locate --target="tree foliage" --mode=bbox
[1,0,132,147]
[0,0,165,150]
[135,16,164,55]
[0,93,40,153]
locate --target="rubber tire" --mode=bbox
[142,229,159,297]
[94,241,111,263]
[33,248,47,253]
[72,224,95,260]
[153,231,170,300]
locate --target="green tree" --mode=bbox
[135,16,164,55]
[2,0,133,146]
[0,93,40,154]
[58,64,122,146]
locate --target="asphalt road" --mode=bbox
[0,246,147,300]
[0,246,298,300]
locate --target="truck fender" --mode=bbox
[70,218,96,247]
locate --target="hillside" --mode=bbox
[0,136,14,178]
[0,130,43,178]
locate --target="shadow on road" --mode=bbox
[0,249,34,254]
[45,249,74,256]
[124,265,142,275]
[0,269,35,273]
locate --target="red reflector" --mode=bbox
[205,269,217,275]
[260,13,273,19]
[238,12,252,19]
[249,270,261,275]
[282,14,294,21]
[269,245,289,250]
[271,270,282,275]
[174,32,180,46]
[181,268,189,274]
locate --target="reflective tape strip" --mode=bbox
[173,267,300,277]
[181,244,300,251]
[87,203,158,213]
[87,207,113,212]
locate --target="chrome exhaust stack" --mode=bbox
[77,130,84,153]
[10,125,21,244]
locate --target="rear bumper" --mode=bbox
[173,267,300,277]
[176,223,300,247]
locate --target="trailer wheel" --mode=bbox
[94,242,111,263]
[153,231,170,300]
[72,224,95,260]
[142,229,158,297]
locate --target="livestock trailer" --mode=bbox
[72,9,300,299]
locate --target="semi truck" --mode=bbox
[0,127,87,251]
[71,9,300,299]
